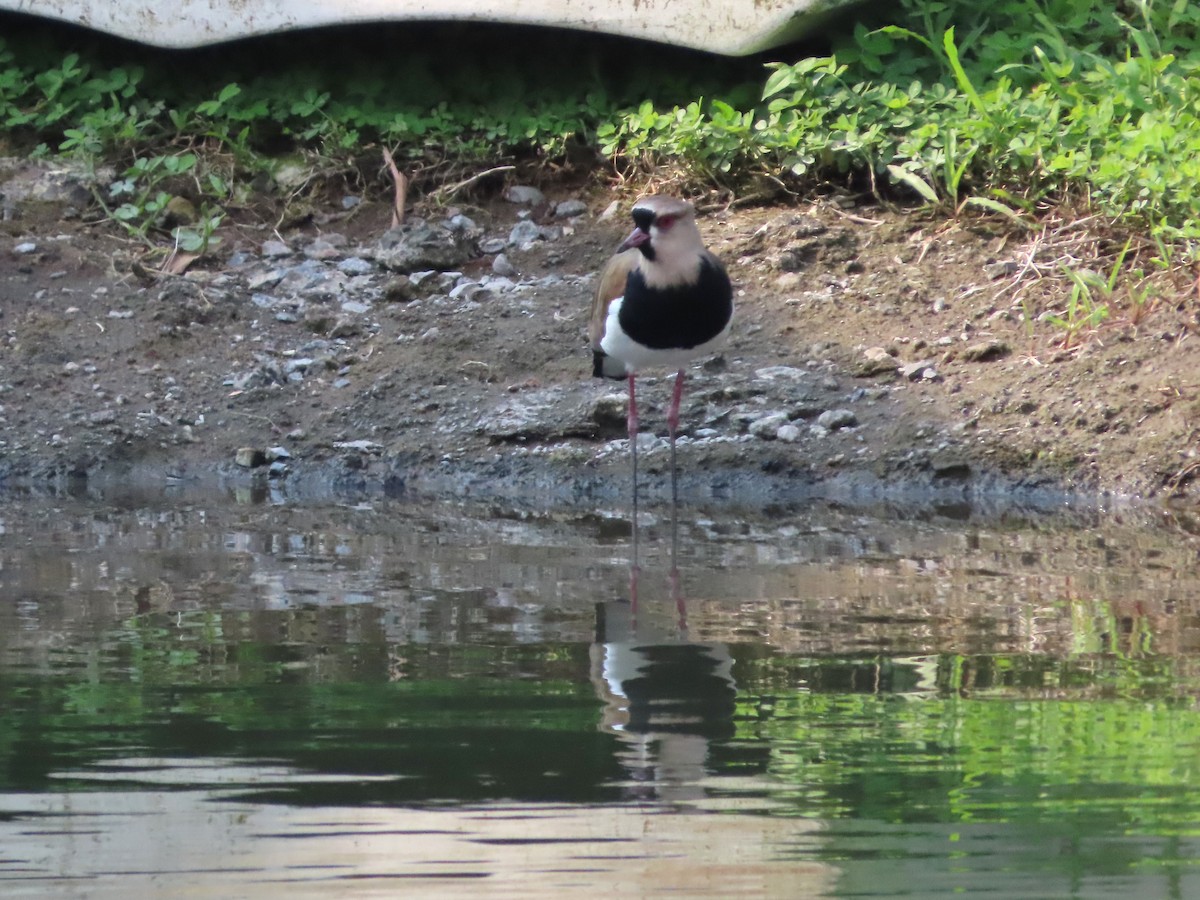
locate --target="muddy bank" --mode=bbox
[2,161,1198,513]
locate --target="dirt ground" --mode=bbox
[3,159,1199,512]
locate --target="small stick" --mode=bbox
[382,147,407,229]
[428,165,516,203]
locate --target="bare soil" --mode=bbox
[3,164,1199,512]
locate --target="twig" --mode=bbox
[824,204,885,227]
[382,148,408,229]
[428,165,516,203]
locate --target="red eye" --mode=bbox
[655,215,676,230]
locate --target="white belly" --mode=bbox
[599,296,731,374]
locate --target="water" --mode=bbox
[2,489,1200,898]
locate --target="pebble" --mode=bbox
[13,242,37,254]
[247,269,286,290]
[304,238,343,260]
[591,393,628,429]
[235,447,268,468]
[448,281,484,301]
[329,317,362,338]
[504,185,545,205]
[749,412,790,439]
[776,423,802,443]
[492,253,517,277]
[754,365,808,382]
[508,219,543,247]
[856,347,898,376]
[337,257,374,276]
[898,360,937,381]
[333,439,383,453]
[447,214,479,233]
[555,199,588,218]
[261,240,291,258]
[961,339,1011,362]
[817,408,858,430]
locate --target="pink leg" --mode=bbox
[628,373,640,440]
[627,374,640,573]
[667,370,685,506]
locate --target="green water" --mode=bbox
[1,492,1199,897]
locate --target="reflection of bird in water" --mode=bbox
[589,195,734,568]
[590,563,737,803]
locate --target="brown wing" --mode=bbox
[589,249,638,350]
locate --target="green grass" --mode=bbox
[2,0,1199,332]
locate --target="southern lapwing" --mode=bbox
[589,195,734,546]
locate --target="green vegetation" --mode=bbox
[0,0,1197,335]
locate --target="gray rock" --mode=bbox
[898,360,937,381]
[0,159,102,209]
[337,256,374,276]
[555,199,588,218]
[89,409,117,426]
[448,280,484,300]
[446,214,479,233]
[267,445,291,460]
[340,299,370,315]
[855,347,898,377]
[749,412,790,439]
[504,185,545,205]
[475,400,554,444]
[485,275,516,292]
[817,408,858,431]
[276,260,333,294]
[592,393,628,430]
[508,219,543,247]
[333,439,383,453]
[247,268,286,290]
[492,253,517,277]
[984,260,1018,279]
[776,423,802,443]
[375,219,478,273]
[329,317,362,338]
[304,238,343,260]
[961,339,1011,362]
[261,240,291,258]
[13,242,37,255]
[480,237,508,255]
[754,365,808,382]
[235,447,268,468]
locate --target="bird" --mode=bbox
[589,195,733,559]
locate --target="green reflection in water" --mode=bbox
[736,653,1200,837]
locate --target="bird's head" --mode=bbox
[617,196,704,272]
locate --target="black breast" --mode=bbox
[617,256,733,351]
